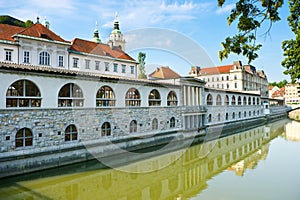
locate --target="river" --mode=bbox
[0,119,299,200]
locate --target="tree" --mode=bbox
[218,0,300,82]
[138,52,147,79]
[281,0,300,83]
[25,20,34,28]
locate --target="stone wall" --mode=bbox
[0,107,182,154]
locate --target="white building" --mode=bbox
[189,61,269,98]
[0,16,138,78]
[285,83,300,104]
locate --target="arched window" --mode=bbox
[39,51,50,65]
[65,125,78,141]
[225,95,229,105]
[239,112,241,118]
[231,96,236,105]
[243,96,247,105]
[148,89,161,106]
[152,118,158,130]
[253,97,256,105]
[167,91,178,106]
[249,111,251,116]
[15,128,33,148]
[257,110,260,115]
[125,88,141,106]
[226,113,229,120]
[96,86,115,107]
[101,122,111,136]
[170,117,176,128]
[216,94,222,105]
[6,80,41,107]
[207,94,213,105]
[129,120,137,133]
[257,98,260,105]
[232,112,235,119]
[58,83,84,107]
[217,113,221,121]
[238,96,242,105]
[248,97,251,105]
[244,111,247,117]
[208,114,212,123]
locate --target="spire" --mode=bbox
[113,12,120,31]
[42,16,50,29]
[36,16,40,24]
[93,21,101,43]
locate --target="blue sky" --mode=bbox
[1,0,294,82]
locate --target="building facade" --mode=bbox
[284,83,300,104]
[189,61,269,98]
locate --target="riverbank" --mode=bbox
[0,110,288,179]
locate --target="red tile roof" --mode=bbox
[16,23,68,43]
[70,38,135,61]
[199,65,233,75]
[0,24,25,42]
[149,66,181,79]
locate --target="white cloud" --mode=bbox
[90,0,214,30]
[216,3,235,15]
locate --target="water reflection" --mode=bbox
[0,119,292,200]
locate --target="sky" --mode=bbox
[0,0,294,82]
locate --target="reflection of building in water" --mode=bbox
[283,120,300,142]
[0,121,286,200]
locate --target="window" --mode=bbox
[125,88,141,106]
[39,51,50,65]
[249,111,251,116]
[232,112,235,119]
[15,128,33,148]
[152,118,158,130]
[122,65,126,73]
[23,51,30,63]
[148,89,161,106]
[225,95,229,105]
[58,56,64,67]
[216,94,222,105]
[65,125,78,141]
[253,97,256,105]
[234,82,237,88]
[207,94,213,105]
[257,98,260,105]
[226,113,229,120]
[227,84,229,89]
[95,61,100,70]
[167,91,178,106]
[101,122,111,136]
[244,111,247,117]
[238,96,242,105]
[226,76,229,81]
[234,75,237,80]
[217,113,221,121]
[6,80,41,107]
[85,60,90,69]
[248,97,251,105]
[5,49,12,61]
[72,58,79,68]
[239,112,241,118]
[170,117,176,128]
[208,114,212,123]
[129,120,137,133]
[113,63,118,72]
[58,83,84,107]
[231,96,236,105]
[96,86,115,106]
[130,66,135,74]
[105,62,110,71]
[243,96,247,105]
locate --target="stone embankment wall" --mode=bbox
[288,109,300,121]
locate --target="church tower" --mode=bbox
[93,21,101,43]
[108,13,125,50]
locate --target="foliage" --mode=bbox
[25,20,34,28]
[0,15,26,27]
[218,0,283,64]
[138,52,147,79]
[281,0,300,83]
[268,79,288,88]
